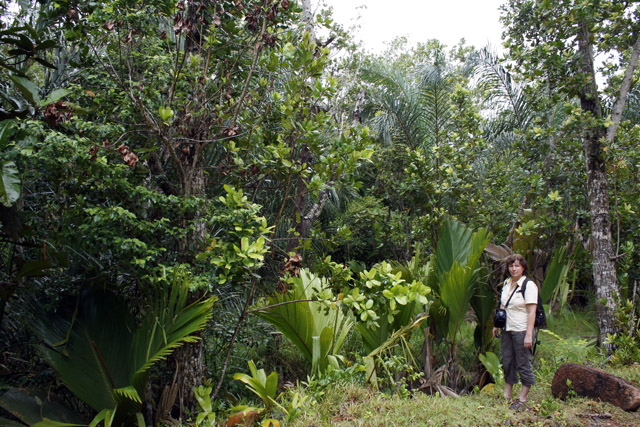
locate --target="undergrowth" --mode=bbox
[193,307,640,426]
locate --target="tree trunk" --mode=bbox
[284,0,317,255]
[172,336,205,418]
[583,126,619,347]
[285,146,313,253]
[301,0,316,40]
[578,21,619,348]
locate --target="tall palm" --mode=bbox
[361,55,458,151]
[474,47,534,133]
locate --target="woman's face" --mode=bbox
[509,260,524,280]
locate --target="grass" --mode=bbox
[210,307,640,426]
[287,374,640,426]
[285,307,640,426]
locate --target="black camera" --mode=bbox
[493,308,507,328]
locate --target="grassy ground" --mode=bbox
[287,375,640,426]
[285,309,640,427]
[202,309,639,426]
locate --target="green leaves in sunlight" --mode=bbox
[234,360,279,410]
[158,106,174,124]
[429,217,490,346]
[255,269,353,374]
[345,261,431,354]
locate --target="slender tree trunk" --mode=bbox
[285,146,313,253]
[578,21,619,348]
[285,0,317,254]
[301,0,316,40]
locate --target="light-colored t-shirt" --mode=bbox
[500,276,538,332]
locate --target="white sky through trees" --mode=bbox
[313,0,505,53]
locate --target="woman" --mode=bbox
[492,254,538,411]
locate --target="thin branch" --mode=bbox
[606,32,640,143]
[211,279,256,401]
[246,298,316,314]
[135,96,186,185]
[231,14,268,127]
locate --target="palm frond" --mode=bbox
[474,47,533,130]
[25,277,215,424]
[541,245,571,303]
[428,218,490,344]
[255,269,352,373]
[361,63,428,148]
[0,389,85,425]
[30,290,129,412]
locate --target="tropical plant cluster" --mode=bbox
[1,0,640,425]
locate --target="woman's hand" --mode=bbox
[524,333,533,349]
[492,327,501,338]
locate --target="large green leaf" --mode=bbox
[430,217,473,293]
[27,279,215,425]
[233,360,278,408]
[428,217,490,343]
[0,119,17,151]
[440,263,476,339]
[312,330,334,374]
[355,300,420,354]
[541,246,570,303]
[39,88,70,107]
[0,160,21,207]
[255,292,315,362]
[471,280,496,349]
[10,75,40,106]
[31,290,128,412]
[0,389,84,425]
[356,321,385,355]
[255,269,352,373]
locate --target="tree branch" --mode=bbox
[606,32,640,143]
[211,279,257,402]
[246,298,316,314]
[231,13,268,127]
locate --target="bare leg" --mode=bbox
[504,383,513,400]
[519,385,530,402]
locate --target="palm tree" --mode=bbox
[0,278,216,426]
[361,47,459,151]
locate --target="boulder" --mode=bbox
[551,363,640,411]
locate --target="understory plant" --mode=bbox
[345,260,432,354]
[254,269,353,374]
[426,217,490,391]
[230,360,311,426]
[605,299,640,365]
[535,329,594,379]
[0,276,216,426]
[336,260,431,390]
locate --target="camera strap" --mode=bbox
[502,282,519,309]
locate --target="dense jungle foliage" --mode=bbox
[1,0,640,425]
